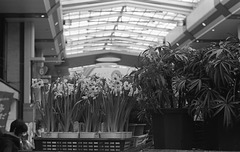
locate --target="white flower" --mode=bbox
[32,79,44,88]
[63,79,68,83]
[123,81,132,90]
[112,73,121,81]
[82,96,88,100]
[134,87,139,95]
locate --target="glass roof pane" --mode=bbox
[61,0,202,57]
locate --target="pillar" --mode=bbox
[24,22,35,104]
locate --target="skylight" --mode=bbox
[61,0,201,56]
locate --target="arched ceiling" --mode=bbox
[2,0,240,76]
[60,0,201,68]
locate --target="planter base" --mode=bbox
[128,124,146,136]
[58,132,79,138]
[34,137,134,151]
[99,132,132,138]
[41,132,59,138]
[79,132,98,138]
[152,109,194,149]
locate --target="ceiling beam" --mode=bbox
[67,41,149,49]
[67,45,144,53]
[64,12,180,25]
[127,2,190,15]
[69,36,159,45]
[65,29,164,39]
[61,0,107,5]
[66,49,140,58]
[64,22,172,32]
[74,44,146,51]
[62,1,125,13]
[131,0,196,8]
[123,13,180,25]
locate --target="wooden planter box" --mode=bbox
[34,137,134,152]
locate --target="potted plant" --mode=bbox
[32,78,59,138]
[173,37,240,150]
[53,77,85,138]
[128,102,150,136]
[131,45,195,149]
[99,73,140,138]
[79,74,104,138]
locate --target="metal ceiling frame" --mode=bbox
[65,12,181,24]
[66,29,163,39]
[60,0,201,67]
[68,36,159,46]
[62,0,196,14]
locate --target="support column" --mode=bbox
[23,22,38,123]
[6,22,21,119]
[24,22,35,104]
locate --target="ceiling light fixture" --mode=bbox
[211,29,215,31]
[96,56,121,62]
[95,62,118,66]
[202,23,206,26]
[176,43,179,46]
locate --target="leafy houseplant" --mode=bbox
[173,37,240,127]
[133,37,240,150]
[131,45,190,110]
[131,45,195,149]
[172,37,240,150]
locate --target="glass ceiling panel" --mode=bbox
[61,0,202,57]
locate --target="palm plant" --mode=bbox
[173,37,240,126]
[131,45,189,111]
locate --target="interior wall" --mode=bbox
[0,18,5,79]
[6,22,21,91]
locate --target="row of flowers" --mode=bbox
[31,72,140,133]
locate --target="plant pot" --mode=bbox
[79,132,98,138]
[128,123,146,136]
[204,113,240,151]
[41,132,59,138]
[58,132,79,138]
[99,132,132,138]
[152,108,194,149]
